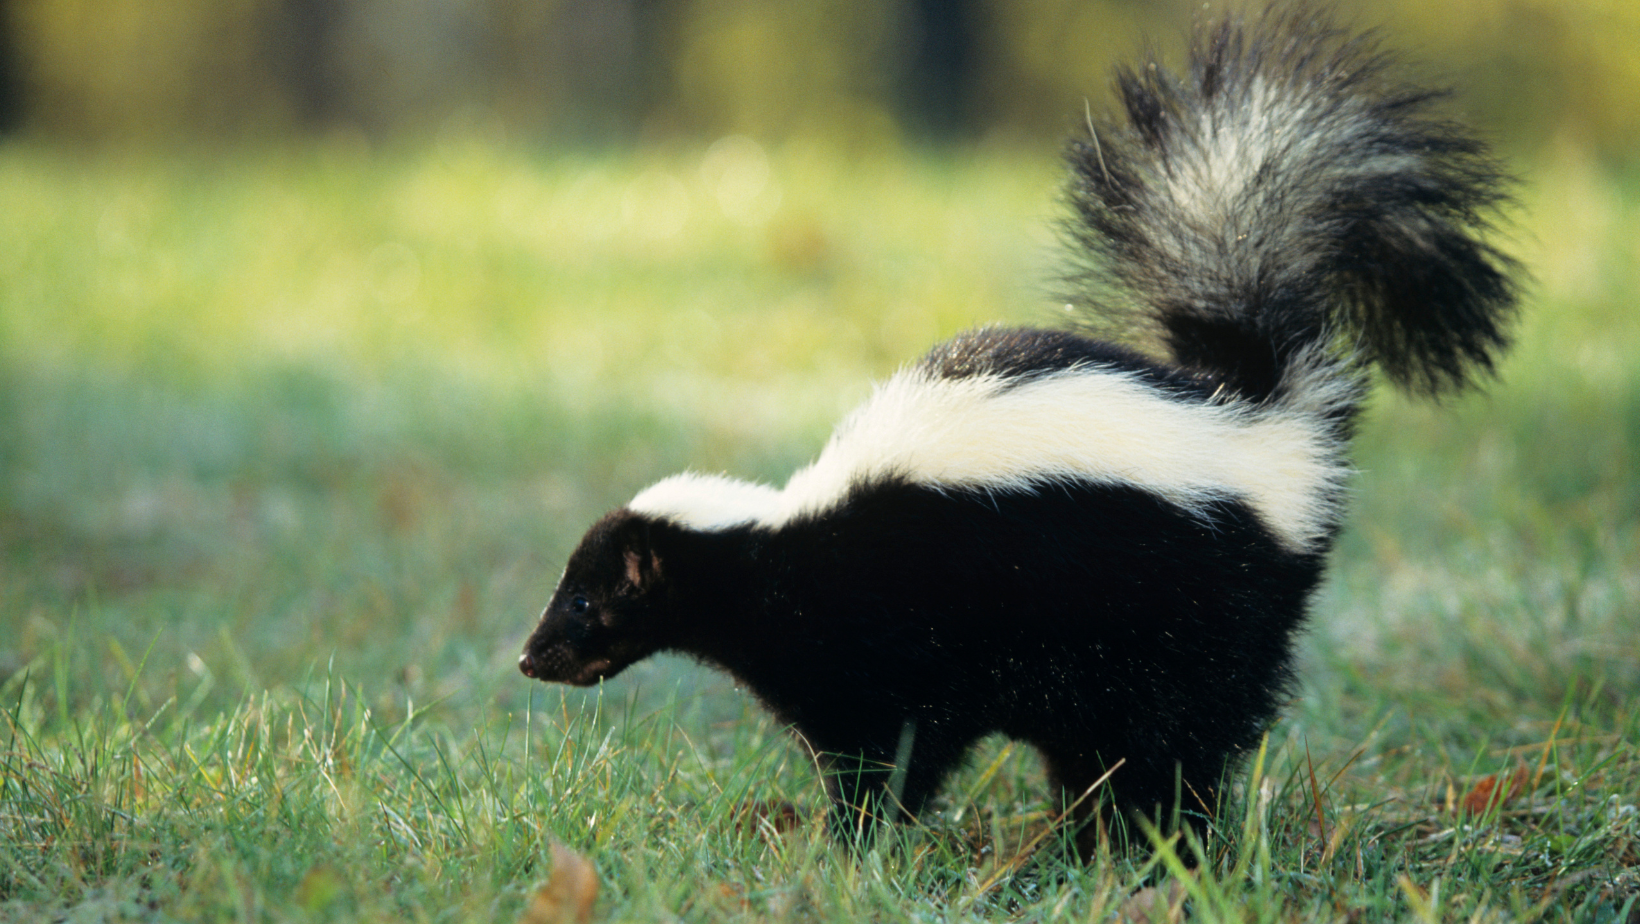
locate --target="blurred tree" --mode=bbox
[895,0,981,140]
[328,0,491,136]
[267,0,345,127]
[544,0,668,140]
[668,1,897,145]
[0,0,23,133]
[3,0,1637,157]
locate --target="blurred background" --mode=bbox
[1,0,1636,727]
[2,0,1637,155]
[1,7,1637,916]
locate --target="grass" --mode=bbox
[0,135,1636,922]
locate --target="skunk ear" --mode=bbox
[619,523,664,591]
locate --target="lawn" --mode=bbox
[0,136,1636,922]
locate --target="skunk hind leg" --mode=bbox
[1041,748,1220,862]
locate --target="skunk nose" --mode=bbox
[518,652,539,678]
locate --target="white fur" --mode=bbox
[629,362,1350,553]
[1155,79,1423,295]
[629,472,782,532]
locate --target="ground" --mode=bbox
[0,139,1635,922]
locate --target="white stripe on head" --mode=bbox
[629,472,783,532]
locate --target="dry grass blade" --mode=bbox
[1306,742,1330,852]
[959,757,1125,910]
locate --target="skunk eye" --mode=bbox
[569,595,590,615]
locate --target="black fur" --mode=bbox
[525,481,1317,845]
[519,4,1519,856]
[921,327,1216,398]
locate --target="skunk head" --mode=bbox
[519,509,673,687]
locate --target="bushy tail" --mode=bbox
[1064,5,1519,404]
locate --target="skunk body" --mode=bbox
[520,6,1517,850]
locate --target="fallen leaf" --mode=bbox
[733,799,802,835]
[678,881,752,918]
[1455,764,1529,815]
[519,842,599,924]
[709,882,751,913]
[1114,879,1189,924]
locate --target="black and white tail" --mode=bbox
[1064,5,1519,407]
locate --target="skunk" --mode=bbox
[519,5,1518,852]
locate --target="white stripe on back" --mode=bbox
[629,363,1348,553]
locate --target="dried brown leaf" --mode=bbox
[1114,880,1189,924]
[733,799,803,835]
[1455,764,1530,815]
[519,842,599,924]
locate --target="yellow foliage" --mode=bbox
[16,0,287,140]
[6,0,1637,153]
